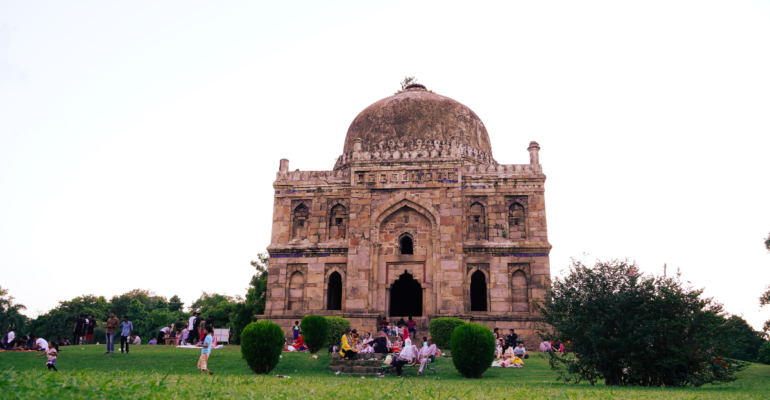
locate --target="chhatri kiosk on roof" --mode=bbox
[258,82,551,344]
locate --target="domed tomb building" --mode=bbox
[258,84,551,344]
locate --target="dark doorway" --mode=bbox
[470,270,487,311]
[389,271,422,316]
[400,236,414,255]
[327,272,342,310]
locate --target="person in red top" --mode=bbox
[288,334,307,351]
[407,316,417,339]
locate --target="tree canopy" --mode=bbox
[539,258,746,387]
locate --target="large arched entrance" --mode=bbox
[390,271,422,317]
[327,271,342,310]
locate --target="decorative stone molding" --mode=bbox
[276,168,350,184]
[462,163,543,176]
[334,137,498,170]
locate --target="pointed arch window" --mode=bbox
[329,204,348,240]
[470,270,488,311]
[327,271,342,310]
[511,270,528,312]
[399,235,414,255]
[508,203,526,240]
[293,204,309,239]
[468,202,487,240]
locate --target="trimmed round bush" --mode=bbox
[429,317,466,350]
[240,321,285,374]
[758,341,770,365]
[300,315,329,354]
[325,316,351,347]
[450,323,496,378]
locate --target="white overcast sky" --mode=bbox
[1,1,769,330]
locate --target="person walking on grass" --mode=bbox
[105,311,119,354]
[36,341,59,371]
[86,314,96,344]
[197,326,214,376]
[118,316,133,354]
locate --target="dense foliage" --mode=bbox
[12,255,269,345]
[762,232,770,336]
[325,316,350,348]
[300,315,329,353]
[0,286,28,336]
[757,341,770,365]
[450,323,496,378]
[231,254,269,343]
[719,315,766,362]
[240,321,284,374]
[539,258,747,387]
[429,317,466,350]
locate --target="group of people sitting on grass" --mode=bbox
[337,326,440,377]
[490,328,529,368]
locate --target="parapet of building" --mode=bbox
[257,84,551,345]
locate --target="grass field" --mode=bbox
[1,345,768,399]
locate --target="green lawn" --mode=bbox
[1,345,768,399]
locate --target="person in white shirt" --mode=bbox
[131,335,141,345]
[416,337,437,376]
[30,334,48,351]
[7,330,15,343]
[513,342,528,359]
[158,326,171,345]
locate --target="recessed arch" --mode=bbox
[326,271,342,310]
[470,270,488,311]
[371,193,441,244]
[511,269,529,312]
[399,233,414,255]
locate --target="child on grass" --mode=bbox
[36,341,59,371]
[197,326,214,376]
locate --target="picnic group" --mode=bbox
[0,311,222,376]
[284,316,562,378]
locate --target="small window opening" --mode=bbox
[335,218,342,225]
[400,236,414,255]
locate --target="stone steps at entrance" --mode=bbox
[329,353,386,375]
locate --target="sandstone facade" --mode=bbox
[257,84,552,345]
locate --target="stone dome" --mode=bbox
[342,84,493,157]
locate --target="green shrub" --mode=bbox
[300,315,329,354]
[539,258,748,386]
[240,321,284,374]
[325,316,350,348]
[450,323,496,378]
[758,341,770,365]
[429,317,466,350]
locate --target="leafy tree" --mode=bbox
[232,254,269,343]
[539,258,747,387]
[109,289,168,317]
[761,232,770,338]
[127,299,152,339]
[720,315,766,362]
[0,286,28,335]
[168,295,184,312]
[27,294,111,342]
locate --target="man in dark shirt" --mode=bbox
[505,329,519,350]
[73,314,85,345]
[190,312,202,344]
[205,316,213,328]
